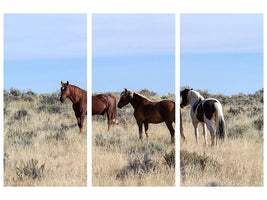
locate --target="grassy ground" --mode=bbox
[4,89,87,186]
[180,89,263,186]
[92,89,175,186]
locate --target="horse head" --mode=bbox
[180,88,191,108]
[60,81,70,103]
[118,88,132,108]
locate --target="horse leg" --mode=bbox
[165,121,175,144]
[77,116,82,133]
[107,111,112,131]
[80,113,85,134]
[137,121,143,140]
[74,110,82,133]
[180,110,185,141]
[206,120,215,146]
[202,123,208,145]
[192,121,199,144]
[144,123,149,138]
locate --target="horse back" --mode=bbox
[92,94,108,115]
[92,94,117,116]
[136,100,175,123]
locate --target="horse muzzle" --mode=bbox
[60,97,66,103]
[117,103,122,108]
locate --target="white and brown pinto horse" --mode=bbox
[118,89,175,143]
[180,88,225,146]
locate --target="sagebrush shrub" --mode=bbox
[163,149,175,168]
[14,109,29,120]
[116,152,157,179]
[16,159,45,180]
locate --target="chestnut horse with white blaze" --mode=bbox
[180,88,225,146]
[117,88,175,143]
[92,94,119,131]
[60,81,87,133]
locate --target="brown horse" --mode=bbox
[117,88,175,143]
[60,81,87,133]
[92,94,118,131]
[180,109,185,141]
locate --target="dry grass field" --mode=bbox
[4,89,87,186]
[92,89,175,186]
[180,89,263,186]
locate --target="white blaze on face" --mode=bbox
[120,91,125,99]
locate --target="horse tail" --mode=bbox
[108,94,119,124]
[214,102,225,140]
[113,97,118,123]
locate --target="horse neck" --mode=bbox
[129,95,139,109]
[68,86,81,104]
[189,92,204,106]
[129,93,149,109]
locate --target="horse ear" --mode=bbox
[124,88,128,94]
[61,81,63,86]
[67,81,69,86]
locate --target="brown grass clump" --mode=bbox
[180,89,263,186]
[4,89,87,186]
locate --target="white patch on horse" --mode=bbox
[120,91,125,98]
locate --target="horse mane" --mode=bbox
[69,84,87,99]
[132,92,151,103]
[190,90,204,102]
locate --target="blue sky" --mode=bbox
[180,14,263,95]
[92,14,175,95]
[4,14,87,93]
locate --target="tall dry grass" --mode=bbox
[92,90,175,186]
[4,89,87,186]
[180,89,263,186]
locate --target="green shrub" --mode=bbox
[180,150,221,180]
[39,92,60,105]
[14,109,30,120]
[10,88,21,97]
[254,118,263,131]
[163,149,175,168]
[139,89,157,97]
[116,152,157,179]
[16,159,45,180]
